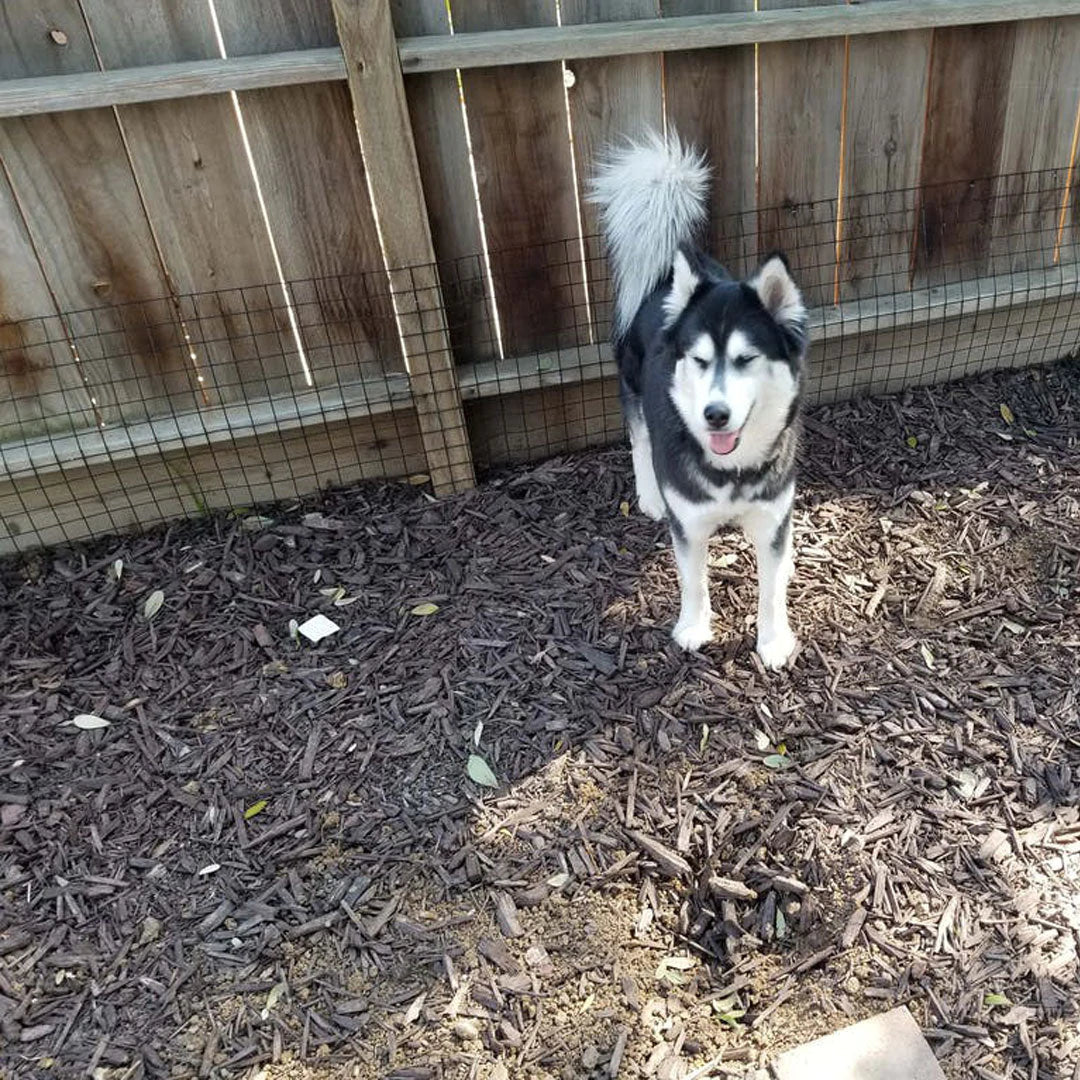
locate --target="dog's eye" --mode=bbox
[733,354,756,369]
[692,357,709,371]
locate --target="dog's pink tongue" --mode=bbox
[709,430,739,456]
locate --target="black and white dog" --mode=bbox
[590,132,808,669]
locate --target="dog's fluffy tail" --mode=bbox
[588,130,709,339]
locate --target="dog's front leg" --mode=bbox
[743,493,797,670]
[628,413,665,520]
[671,527,713,651]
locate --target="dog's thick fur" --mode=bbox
[590,132,808,668]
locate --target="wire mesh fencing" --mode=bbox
[1,169,1078,555]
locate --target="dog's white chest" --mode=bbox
[663,480,760,537]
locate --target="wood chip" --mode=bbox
[709,876,758,902]
[628,830,692,877]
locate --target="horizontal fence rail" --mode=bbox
[4,0,1080,115]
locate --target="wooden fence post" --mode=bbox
[330,0,475,495]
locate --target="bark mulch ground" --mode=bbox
[1,357,1078,1080]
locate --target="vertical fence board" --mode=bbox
[991,17,1080,272]
[80,0,302,408]
[662,0,757,276]
[757,0,847,307]
[563,0,662,339]
[0,1,195,425]
[390,0,494,365]
[453,0,587,356]
[914,24,1017,285]
[0,176,91,442]
[837,16,931,301]
[331,0,475,494]
[211,0,402,383]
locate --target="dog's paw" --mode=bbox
[673,618,713,652]
[637,491,666,521]
[756,629,798,671]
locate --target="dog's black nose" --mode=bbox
[704,403,731,429]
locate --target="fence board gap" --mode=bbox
[563,0,663,344]
[912,22,1018,287]
[990,16,1080,274]
[211,0,402,387]
[835,3,931,302]
[79,0,307,410]
[0,0,197,428]
[331,0,475,495]
[452,0,589,358]
[390,0,496,366]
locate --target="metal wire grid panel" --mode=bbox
[1,170,1078,555]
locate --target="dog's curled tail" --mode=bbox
[588,130,709,339]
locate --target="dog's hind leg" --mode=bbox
[742,490,797,670]
[671,525,713,651]
[628,413,665,520]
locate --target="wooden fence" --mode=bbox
[2,0,1080,553]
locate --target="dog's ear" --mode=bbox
[750,253,805,329]
[663,249,701,326]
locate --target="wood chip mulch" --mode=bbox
[1,357,1078,1080]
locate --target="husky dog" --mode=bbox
[590,132,808,669]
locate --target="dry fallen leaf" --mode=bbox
[71,713,110,730]
[410,602,440,617]
[999,402,1015,425]
[403,992,426,1024]
[466,754,498,788]
[143,590,165,619]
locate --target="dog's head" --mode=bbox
[663,249,807,463]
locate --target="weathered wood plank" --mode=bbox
[0,0,195,425]
[0,175,92,440]
[212,0,402,383]
[80,0,301,406]
[466,378,623,467]
[454,0,587,356]
[990,16,1080,272]
[564,0,663,339]
[397,0,1080,72]
[757,0,847,307]
[390,0,494,363]
[331,0,475,494]
[662,0,756,275]
[837,7,932,300]
[913,23,1017,285]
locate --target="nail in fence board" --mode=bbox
[453,0,588,357]
[662,0,757,276]
[390,0,495,365]
[757,0,847,309]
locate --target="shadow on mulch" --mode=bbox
[1,357,1078,1080]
